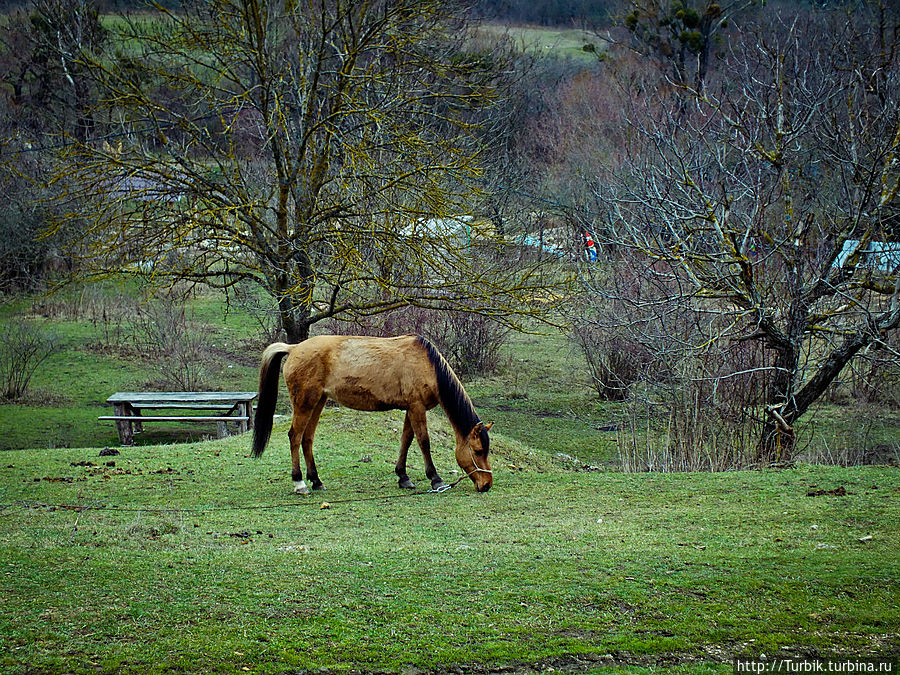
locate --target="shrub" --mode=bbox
[574,256,768,471]
[133,298,209,390]
[423,310,509,376]
[0,186,51,293]
[232,283,284,347]
[570,319,655,400]
[0,321,56,401]
[616,333,768,472]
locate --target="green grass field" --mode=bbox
[1,418,898,673]
[476,24,604,62]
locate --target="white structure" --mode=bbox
[834,240,900,272]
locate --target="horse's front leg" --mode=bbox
[407,406,445,491]
[395,412,416,489]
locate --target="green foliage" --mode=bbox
[679,28,704,51]
[621,0,747,91]
[676,7,701,28]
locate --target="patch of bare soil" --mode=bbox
[208,344,260,368]
[333,636,900,675]
[807,486,848,497]
[339,651,724,675]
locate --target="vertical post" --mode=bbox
[113,402,134,446]
[240,399,253,433]
[131,405,143,434]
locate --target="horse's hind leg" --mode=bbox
[302,395,328,491]
[395,412,416,489]
[288,399,324,495]
[407,406,445,490]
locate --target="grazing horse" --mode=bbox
[251,335,493,493]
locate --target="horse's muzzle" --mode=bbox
[476,482,492,493]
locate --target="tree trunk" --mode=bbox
[757,330,874,465]
[758,414,796,466]
[757,344,799,465]
[278,294,311,343]
[273,235,315,343]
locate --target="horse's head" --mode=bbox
[456,421,493,492]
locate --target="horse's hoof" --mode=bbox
[430,480,448,491]
[311,482,325,491]
[294,480,310,495]
[398,478,415,490]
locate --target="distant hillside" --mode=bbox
[0,0,610,26]
[473,0,609,25]
[0,0,181,9]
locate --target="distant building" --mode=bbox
[108,174,185,204]
[834,240,900,272]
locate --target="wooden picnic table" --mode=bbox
[99,391,257,445]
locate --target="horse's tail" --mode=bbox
[251,342,292,458]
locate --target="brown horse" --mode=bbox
[251,335,493,493]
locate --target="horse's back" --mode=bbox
[283,335,437,412]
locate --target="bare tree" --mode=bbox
[48,0,566,342]
[0,1,105,290]
[0,0,106,140]
[591,5,900,463]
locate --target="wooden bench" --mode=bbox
[100,391,257,445]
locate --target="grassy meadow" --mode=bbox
[1,283,899,673]
[476,24,603,61]
[1,419,898,674]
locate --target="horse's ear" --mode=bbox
[484,421,493,432]
[473,422,484,434]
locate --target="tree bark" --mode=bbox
[757,343,799,464]
[757,330,875,464]
[282,315,310,343]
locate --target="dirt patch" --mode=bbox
[339,651,726,675]
[11,389,73,406]
[335,640,900,675]
[807,486,849,497]
[208,344,259,368]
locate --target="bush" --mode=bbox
[133,298,209,390]
[421,310,509,376]
[570,319,655,400]
[617,339,767,472]
[0,321,56,401]
[574,256,767,471]
[231,282,284,347]
[0,182,51,293]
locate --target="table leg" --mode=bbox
[132,406,144,434]
[217,421,229,438]
[113,403,134,446]
[245,401,254,432]
[238,402,252,433]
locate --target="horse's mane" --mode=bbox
[416,336,481,436]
